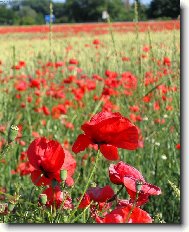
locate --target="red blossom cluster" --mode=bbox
[0,21,180,37]
[18,111,161,223]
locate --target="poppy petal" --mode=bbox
[100,144,119,160]
[31,170,51,186]
[72,134,91,154]
[87,185,115,202]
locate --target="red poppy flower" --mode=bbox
[109,161,145,185]
[109,162,161,206]
[42,106,50,116]
[87,185,115,203]
[15,81,27,91]
[93,39,100,45]
[27,137,65,186]
[69,58,78,65]
[78,185,114,209]
[72,111,139,160]
[95,205,152,223]
[30,79,40,89]
[163,57,171,67]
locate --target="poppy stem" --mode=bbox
[68,149,101,222]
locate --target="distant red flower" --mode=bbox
[93,39,100,45]
[105,70,118,79]
[163,57,171,67]
[12,65,21,70]
[19,61,26,67]
[143,45,150,52]
[42,106,50,116]
[15,81,27,91]
[51,104,67,119]
[69,58,78,65]
[13,161,35,176]
[27,137,65,186]
[72,111,139,160]
[122,56,130,62]
[30,79,40,89]
[95,205,152,223]
[121,72,137,90]
[176,143,180,150]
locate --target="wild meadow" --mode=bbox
[0,18,180,223]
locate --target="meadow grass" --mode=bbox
[0,28,180,223]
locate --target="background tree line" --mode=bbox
[0,0,180,25]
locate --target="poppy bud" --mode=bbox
[8,201,15,212]
[39,194,47,205]
[8,125,19,144]
[136,180,143,193]
[60,169,67,182]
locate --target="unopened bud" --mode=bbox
[136,180,143,192]
[8,201,15,212]
[39,194,47,205]
[8,125,19,144]
[60,169,67,181]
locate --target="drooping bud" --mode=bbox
[39,194,47,205]
[8,125,19,144]
[60,169,67,182]
[136,180,143,193]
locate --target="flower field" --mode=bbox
[0,20,180,224]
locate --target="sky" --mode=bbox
[53,0,152,5]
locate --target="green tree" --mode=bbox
[14,6,38,25]
[21,0,50,15]
[63,0,128,22]
[0,6,15,25]
[148,0,180,19]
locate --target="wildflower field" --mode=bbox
[0,20,180,224]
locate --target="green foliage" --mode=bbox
[0,0,180,25]
[148,0,180,19]
[63,0,127,22]
[0,6,15,25]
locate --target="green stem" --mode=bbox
[71,201,93,223]
[68,150,101,221]
[107,17,120,73]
